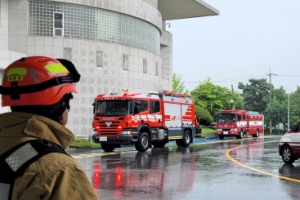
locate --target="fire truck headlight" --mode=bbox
[217,129,222,132]
[230,128,237,131]
[122,130,132,135]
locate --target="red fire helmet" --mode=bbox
[0,56,80,107]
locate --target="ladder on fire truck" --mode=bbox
[158,90,190,98]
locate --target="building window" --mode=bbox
[155,62,158,76]
[96,51,103,67]
[53,12,64,36]
[28,1,160,54]
[63,47,72,60]
[123,54,129,70]
[143,58,147,73]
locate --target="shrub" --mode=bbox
[195,105,214,125]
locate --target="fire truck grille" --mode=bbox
[98,121,120,135]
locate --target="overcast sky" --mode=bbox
[167,0,300,93]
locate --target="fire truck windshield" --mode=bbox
[94,100,129,116]
[216,113,236,122]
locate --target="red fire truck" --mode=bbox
[215,110,264,140]
[92,91,197,152]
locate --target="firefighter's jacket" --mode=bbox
[0,112,98,200]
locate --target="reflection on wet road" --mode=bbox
[73,136,300,200]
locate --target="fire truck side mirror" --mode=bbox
[92,102,95,114]
[237,115,241,121]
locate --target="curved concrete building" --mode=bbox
[0,0,218,137]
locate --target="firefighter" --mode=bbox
[0,56,97,199]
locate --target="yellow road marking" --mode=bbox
[226,140,300,183]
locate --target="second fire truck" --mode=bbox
[92,91,197,152]
[215,109,264,140]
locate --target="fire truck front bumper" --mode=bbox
[216,129,239,135]
[92,133,135,145]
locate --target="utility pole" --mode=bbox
[288,92,290,129]
[231,84,234,109]
[266,69,276,134]
[266,70,276,103]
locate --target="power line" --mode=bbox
[276,74,300,77]
[184,75,266,84]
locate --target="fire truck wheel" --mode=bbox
[281,145,295,164]
[101,144,116,152]
[252,130,259,137]
[152,141,167,148]
[219,135,224,140]
[237,131,244,139]
[135,132,149,152]
[176,139,183,146]
[182,130,191,147]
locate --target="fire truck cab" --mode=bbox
[92,91,197,152]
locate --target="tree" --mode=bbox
[238,78,271,113]
[272,87,286,103]
[191,78,241,118]
[264,96,284,131]
[172,73,189,94]
[272,87,289,129]
[289,87,300,125]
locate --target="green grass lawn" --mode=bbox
[196,127,216,138]
[70,138,100,148]
[202,127,216,133]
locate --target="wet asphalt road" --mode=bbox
[71,135,300,200]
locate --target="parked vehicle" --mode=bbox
[92,91,197,152]
[215,109,264,140]
[279,122,300,164]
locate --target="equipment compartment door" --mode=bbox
[164,102,182,138]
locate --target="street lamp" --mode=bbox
[283,88,290,130]
[288,91,290,129]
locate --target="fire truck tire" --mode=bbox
[219,135,224,140]
[176,139,183,146]
[101,144,116,152]
[252,130,259,137]
[152,141,167,148]
[237,130,244,139]
[135,132,149,152]
[179,130,191,147]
